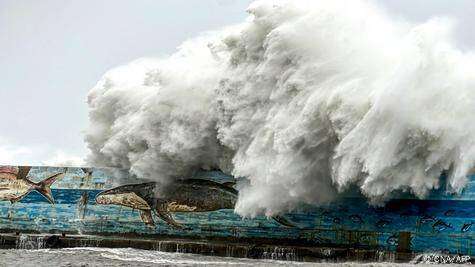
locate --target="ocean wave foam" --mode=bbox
[86,0,475,217]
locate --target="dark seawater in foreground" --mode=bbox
[0,248,469,267]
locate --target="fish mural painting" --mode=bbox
[95,179,296,228]
[0,166,64,204]
[0,165,472,257]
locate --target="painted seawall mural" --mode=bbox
[0,165,473,256]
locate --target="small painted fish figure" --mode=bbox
[461,222,473,233]
[432,219,453,232]
[420,214,436,224]
[349,214,363,224]
[386,233,398,246]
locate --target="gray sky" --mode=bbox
[0,0,474,165]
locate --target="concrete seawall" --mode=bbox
[0,166,473,263]
[1,232,419,263]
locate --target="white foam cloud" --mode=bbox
[86,0,475,217]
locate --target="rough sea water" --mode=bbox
[0,248,468,267]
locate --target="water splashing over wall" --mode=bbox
[86,0,475,217]
[16,235,46,249]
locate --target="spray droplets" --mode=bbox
[86,0,475,218]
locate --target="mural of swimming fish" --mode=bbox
[95,179,296,229]
[0,166,64,204]
[386,233,398,246]
[461,222,473,232]
[432,219,453,232]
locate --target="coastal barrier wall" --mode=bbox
[0,165,472,258]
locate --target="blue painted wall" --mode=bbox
[0,166,473,255]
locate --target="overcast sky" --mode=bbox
[0,0,474,166]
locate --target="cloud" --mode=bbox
[0,145,34,165]
[0,136,84,167]
[41,150,85,167]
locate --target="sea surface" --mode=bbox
[0,248,469,267]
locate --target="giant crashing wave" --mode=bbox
[85,0,475,218]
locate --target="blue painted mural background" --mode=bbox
[0,166,473,255]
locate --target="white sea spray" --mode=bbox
[86,0,475,217]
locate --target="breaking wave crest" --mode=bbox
[86,0,475,217]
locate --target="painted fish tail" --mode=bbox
[35,172,64,204]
